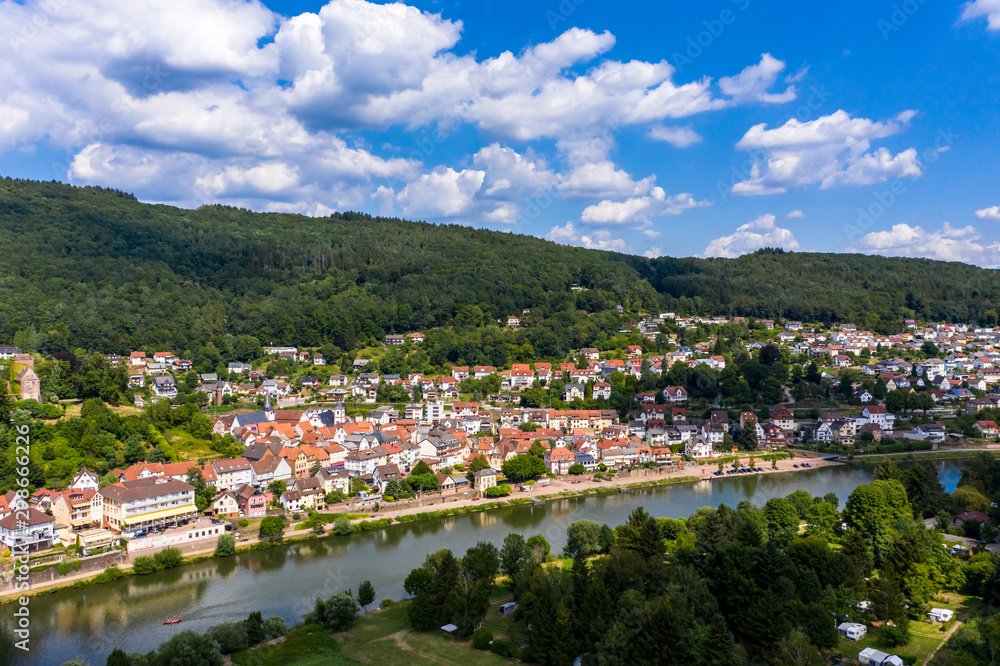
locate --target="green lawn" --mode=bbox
[338,602,511,666]
[231,624,358,666]
[835,593,982,664]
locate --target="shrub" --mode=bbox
[238,519,249,527]
[95,565,125,583]
[208,622,248,654]
[333,516,354,536]
[380,598,395,609]
[485,484,512,498]
[72,560,81,571]
[472,627,494,650]
[154,546,183,569]
[56,562,73,576]
[263,616,286,639]
[132,555,159,575]
[490,639,509,656]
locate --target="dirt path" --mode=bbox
[377,629,462,666]
[924,619,962,665]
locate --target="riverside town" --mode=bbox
[5,0,1000,664]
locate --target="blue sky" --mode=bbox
[1,0,999,263]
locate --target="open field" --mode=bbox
[239,601,516,666]
[835,593,982,665]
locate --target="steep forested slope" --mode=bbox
[1,177,997,353]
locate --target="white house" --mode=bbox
[70,467,101,491]
[0,507,56,552]
[862,405,895,429]
[211,458,254,492]
[685,438,714,459]
[250,457,293,487]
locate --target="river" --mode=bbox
[5,460,964,665]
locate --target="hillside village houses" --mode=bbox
[14,315,1000,558]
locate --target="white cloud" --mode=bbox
[786,209,804,218]
[731,110,921,195]
[718,53,796,104]
[0,0,796,223]
[702,214,800,258]
[962,0,1000,31]
[581,189,709,226]
[785,66,809,84]
[472,143,558,199]
[975,205,1000,221]
[648,125,702,148]
[544,222,627,252]
[397,167,485,217]
[642,247,662,259]
[851,222,1000,267]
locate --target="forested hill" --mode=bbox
[1,177,998,354]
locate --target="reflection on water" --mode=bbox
[8,459,964,665]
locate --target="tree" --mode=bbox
[563,520,602,559]
[105,648,130,666]
[763,497,799,545]
[773,629,823,666]
[268,479,287,497]
[500,533,529,589]
[155,630,223,666]
[313,592,359,631]
[736,424,758,451]
[598,524,617,553]
[245,610,265,645]
[357,580,375,612]
[872,458,902,482]
[411,460,433,477]
[259,516,285,542]
[214,533,236,557]
[207,622,249,654]
[568,463,586,475]
[526,534,552,562]
[462,541,500,586]
[501,454,546,483]
[903,461,945,518]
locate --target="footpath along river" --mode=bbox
[4,460,964,665]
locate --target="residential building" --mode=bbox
[0,507,56,552]
[98,477,197,537]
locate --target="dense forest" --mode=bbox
[3,178,1000,356]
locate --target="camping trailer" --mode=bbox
[837,622,867,640]
[499,602,517,616]
[927,608,954,623]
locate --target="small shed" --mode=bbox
[499,602,517,616]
